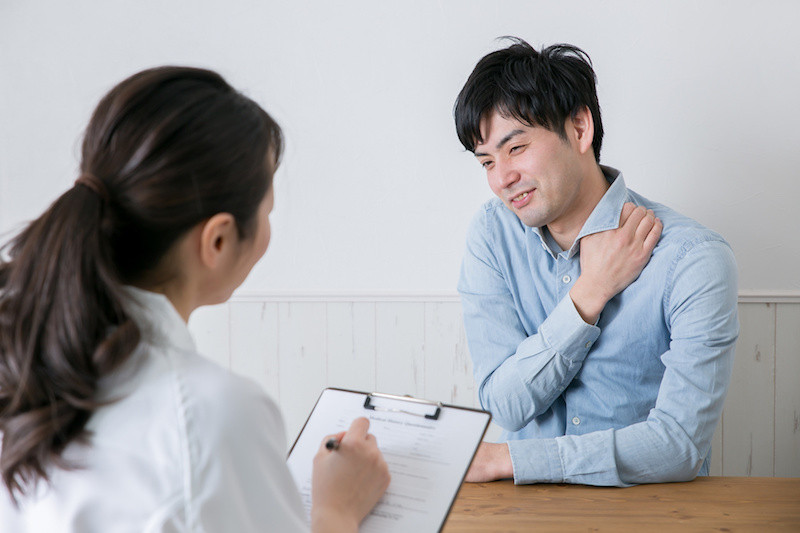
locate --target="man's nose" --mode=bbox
[494,159,520,189]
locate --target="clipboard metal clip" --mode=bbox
[363,392,442,420]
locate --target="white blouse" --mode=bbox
[0,287,308,532]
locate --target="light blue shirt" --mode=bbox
[458,166,738,486]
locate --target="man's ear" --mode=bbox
[568,106,595,156]
[198,213,237,269]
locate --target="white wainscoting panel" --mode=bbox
[423,302,476,407]
[277,302,328,442]
[326,302,377,394]
[375,302,426,398]
[189,296,800,476]
[775,304,800,477]
[229,302,280,402]
[722,303,775,476]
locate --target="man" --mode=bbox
[454,38,738,486]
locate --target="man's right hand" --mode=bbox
[569,203,662,324]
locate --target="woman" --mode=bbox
[0,67,389,531]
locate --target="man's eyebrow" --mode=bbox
[474,129,525,157]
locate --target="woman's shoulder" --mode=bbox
[168,348,285,444]
[167,349,307,530]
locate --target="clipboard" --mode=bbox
[286,388,491,533]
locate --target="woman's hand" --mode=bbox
[310,417,391,533]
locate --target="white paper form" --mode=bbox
[286,389,491,533]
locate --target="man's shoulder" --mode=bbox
[627,189,730,253]
[626,189,737,300]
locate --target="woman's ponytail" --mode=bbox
[0,178,140,503]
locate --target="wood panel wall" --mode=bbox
[188,298,800,477]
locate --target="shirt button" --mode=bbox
[585,341,592,348]
[562,275,571,284]
[572,416,581,426]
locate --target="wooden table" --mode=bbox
[442,477,800,532]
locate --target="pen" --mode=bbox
[325,438,340,451]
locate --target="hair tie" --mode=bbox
[74,173,111,203]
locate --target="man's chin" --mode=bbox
[503,200,548,227]
[516,212,548,229]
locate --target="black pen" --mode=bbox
[325,438,341,451]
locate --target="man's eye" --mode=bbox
[481,160,493,169]
[510,144,526,153]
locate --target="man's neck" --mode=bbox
[547,164,610,251]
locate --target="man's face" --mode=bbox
[474,110,585,229]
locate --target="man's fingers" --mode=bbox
[621,205,648,236]
[634,209,657,243]
[618,202,637,226]
[642,218,663,252]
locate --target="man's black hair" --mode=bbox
[454,37,603,161]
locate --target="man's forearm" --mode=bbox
[466,293,600,431]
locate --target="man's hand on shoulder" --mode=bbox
[570,203,662,324]
[465,442,513,483]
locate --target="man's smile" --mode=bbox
[510,188,535,208]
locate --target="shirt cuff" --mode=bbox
[535,294,601,363]
[508,438,563,484]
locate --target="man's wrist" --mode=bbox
[495,443,514,479]
[486,442,514,480]
[569,278,608,324]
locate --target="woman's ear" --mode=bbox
[198,213,237,270]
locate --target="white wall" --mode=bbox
[2,0,799,292]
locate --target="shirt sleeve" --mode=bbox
[186,372,309,532]
[458,209,601,431]
[507,238,739,486]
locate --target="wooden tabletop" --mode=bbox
[442,477,800,532]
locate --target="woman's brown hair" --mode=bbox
[0,66,283,502]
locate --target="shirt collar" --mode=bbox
[575,165,627,240]
[530,165,627,259]
[121,285,197,353]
